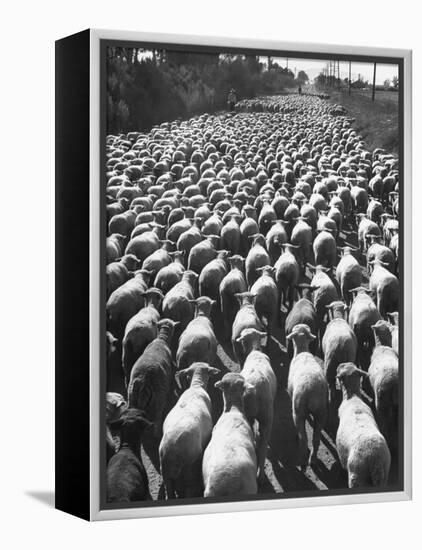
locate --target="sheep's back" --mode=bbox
[288,353,327,412]
[107,448,147,502]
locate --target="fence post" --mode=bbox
[372,62,377,102]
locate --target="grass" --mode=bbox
[326,89,399,155]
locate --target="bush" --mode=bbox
[107,50,297,133]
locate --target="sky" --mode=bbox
[262,57,398,85]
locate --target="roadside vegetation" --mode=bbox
[321,88,399,155]
[107,48,308,134]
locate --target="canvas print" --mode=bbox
[103,43,402,507]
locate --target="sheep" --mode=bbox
[154,250,185,294]
[240,212,259,256]
[382,215,399,247]
[300,204,318,236]
[335,362,391,488]
[141,245,173,280]
[336,184,352,221]
[245,233,271,287]
[265,220,288,264]
[313,229,337,269]
[109,209,137,237]
[202,213,223,237]
[220,215,241,255]
[107,197,130,223]
[232,292,264,366]
[317,213,338,239]
[166,217,193,244]
[350,185,369,214]
[187,234,220,274]
[291,217,313,270]
[308,265,339,340]
[202,373,258,497]
[162,270,198,335]
[348,286,381,368]
[322,301,358,410]
[106,269,152,340]
[125,225,165,262]
[219,254,248,333]
[258,199,277,235]
[287,324,328,467]
[327,205,343,235]
[335,246,362,306]
[250,265,278,341]
[274,242,301,312]
[309,193,328,213]
[122,287,164,386]
[105,391,127,462]
[176,218,203,257]
[356,214,381,253]
[235,328,277,481]
[106,254,139,298]
[366,235,395,274]
[369,259,399,318]
[176,296,218,371]
[366,199,383,225]
[368,320,399,446]
[285,284,318,358]
[128,318,178,436]
[159,363,220,499]
[369,174,384,200]
[107,408,152,502]
[106,233,126,264]
[199,250,230,307]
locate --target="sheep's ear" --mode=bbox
[286,333,294,341]
[214,380,223,390]
[309,332,317,340]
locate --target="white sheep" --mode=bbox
[287,324,328,468]
[202,373,258,497]
[235,328,277,482]
[159,363,220,499]
[336,362,391,487]
[368,320,399,446]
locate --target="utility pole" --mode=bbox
[349,61,351,95]
[372,62,377,102]
[338,60,340,90]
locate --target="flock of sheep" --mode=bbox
[104,93,400,504]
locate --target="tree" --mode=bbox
[383,78,391,90]
[392,75,399,89]
[296,70,309,84]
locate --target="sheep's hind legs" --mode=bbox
[256,419,272,483]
